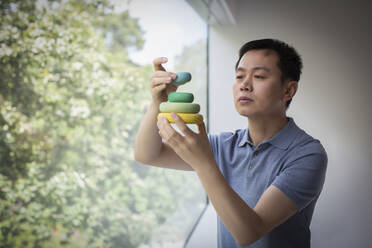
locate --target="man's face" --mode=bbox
[233,49,288,118]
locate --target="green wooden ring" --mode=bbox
[160,102,200,113]
[168,92,194,103]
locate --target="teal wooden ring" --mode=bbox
[168,92,194,103]
[160,102,200,113]
[171,72,192,85]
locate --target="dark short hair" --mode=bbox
[235,39,303,109]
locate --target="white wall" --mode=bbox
[189,0,372,247]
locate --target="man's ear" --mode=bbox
[283,81,298,103]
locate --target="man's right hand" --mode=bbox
[150,57,178,106]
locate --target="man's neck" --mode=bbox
[247,114,288,147]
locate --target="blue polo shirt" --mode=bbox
[207,117,327,248]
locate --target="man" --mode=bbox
[134,39,327,247]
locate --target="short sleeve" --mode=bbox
[207,133,217,158]
[272,151,328,211]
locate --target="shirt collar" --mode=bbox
[238,117,299,150]
[238,128,251,147]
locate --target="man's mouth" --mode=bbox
[238,96,254,103]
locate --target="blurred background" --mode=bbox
[1,0,371,248]
[0,0,207,247]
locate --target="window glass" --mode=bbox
[0,0,207,247]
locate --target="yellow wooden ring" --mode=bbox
[157,113,203,124]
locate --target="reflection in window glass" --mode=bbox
[0,0,207,247]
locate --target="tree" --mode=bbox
[1,0,156,247]
[1,1,207,247]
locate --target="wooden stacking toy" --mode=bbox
[157,72,203,124]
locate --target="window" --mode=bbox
[0,0,207,247]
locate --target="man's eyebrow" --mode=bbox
[236,66,271,72]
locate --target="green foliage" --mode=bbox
[0,0,206,247]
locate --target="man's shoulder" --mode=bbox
[286,124,328,168]
[291,126,327,156]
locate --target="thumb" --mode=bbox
[153,57,167,71]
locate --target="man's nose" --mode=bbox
[240,77,252,91]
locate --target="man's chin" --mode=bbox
[238,111,257,118]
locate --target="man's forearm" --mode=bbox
[134,103,162,163]
[195,161,265,246]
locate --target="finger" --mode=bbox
[171,112,194,137]
[153,57,168,71]
[150,71,177,80]
[151,83,167,94]
[150,74,177,88]
[166,83,179,94]
[197,122,207,135]
[157,119,166,138]
[159,116,184,144]
[150,77,173,87]
[158,128,177,149]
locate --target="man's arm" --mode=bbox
[133,57,193,171]
[156,113,298,246]
[134,102,193,171]
[196,162,298,246]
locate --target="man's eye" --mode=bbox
[254,75,266,79]
[236,75,243,79]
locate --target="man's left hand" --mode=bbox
[156,112,215,172]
